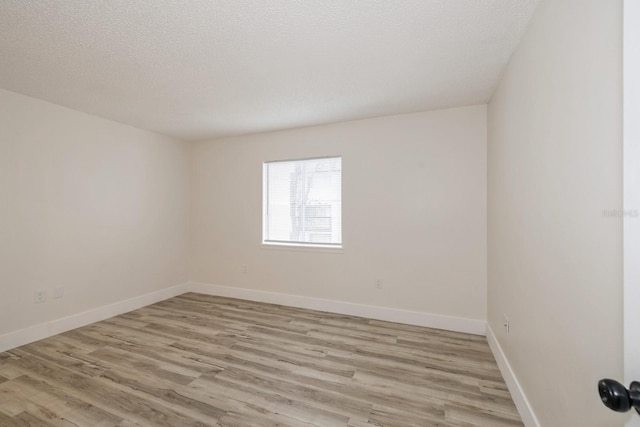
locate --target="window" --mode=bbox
[263,156,342,247]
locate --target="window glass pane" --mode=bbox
[264,157,341,246]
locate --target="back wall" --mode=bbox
[190,105,487,326]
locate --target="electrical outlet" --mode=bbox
[242,265,248,274]
[53,287,64,299]
[503,313,510,335]
[34,290,46,304]
[375,279,383,289]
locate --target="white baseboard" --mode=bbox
[188,282,486,335]
[0,281,486,353]
[486,324,540,427]
[0,283,189,353]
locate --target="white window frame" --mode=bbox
[262,156,342,249]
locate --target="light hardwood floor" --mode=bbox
[0,293,522,426]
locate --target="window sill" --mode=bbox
[261,242,343,254]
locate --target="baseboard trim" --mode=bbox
[486,324,540,427]
[0,281,487,352]
[188,282,486,335]
[0,283,189,353]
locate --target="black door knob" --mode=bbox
[598,378,640,414]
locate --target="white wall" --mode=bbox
[190,105,487,324]
[0,89,190,338]
[487,0,622,425]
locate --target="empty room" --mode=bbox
[0,0,633,426]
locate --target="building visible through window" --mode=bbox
[263,157,342,247]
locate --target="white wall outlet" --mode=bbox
[242,265,248,274]
[53,287,64,299]
[503,313,510,335]
[375,279,383,289]
[34,290,46,304]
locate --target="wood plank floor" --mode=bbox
[0,293,523,426]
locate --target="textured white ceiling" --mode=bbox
[0,1,538,141]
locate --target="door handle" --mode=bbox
[598,378,640,414]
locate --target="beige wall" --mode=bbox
[0,89,190,336]
[190,105,487,321]
[487,0,622,425]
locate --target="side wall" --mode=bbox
[0,89,190,344]
[487,0,622,425]
[190,105,487,329]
